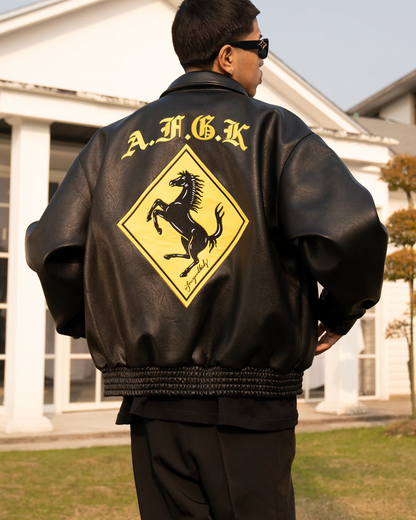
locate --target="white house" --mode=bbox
[348,70,416,400]
[0,0,398,433]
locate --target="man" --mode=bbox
[26,0,387,518]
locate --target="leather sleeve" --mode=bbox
[278,133,388,335]
[25,156,92,338]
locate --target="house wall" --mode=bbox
[342,169,415,398]
[349,163,391,399]
[379,94,414,125]
[386,279,412,395]
[384,189,415,395]
[0,0,183,103]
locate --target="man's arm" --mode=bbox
[25,156,92,338]
[279,133,388,336]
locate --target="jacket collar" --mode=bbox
[160,71,248,98]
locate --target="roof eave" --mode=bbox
[0,0,181,34]
[310,126,398,146]
[0,78,146,108]
[347,68,416,116]
[0,0,111,37]
[266,52,368,134]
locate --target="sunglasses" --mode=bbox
[228,38,269,59]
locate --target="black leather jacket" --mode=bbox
[26,71,388,399]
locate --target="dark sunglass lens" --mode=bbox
[259,48,268,59]
[258,39,268,59]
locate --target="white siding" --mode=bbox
[0,0,183,103]
[379,94,414,125]
[385,191,416,395]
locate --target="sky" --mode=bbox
[0,0,415,111]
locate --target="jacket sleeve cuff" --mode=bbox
[316,290,363,335]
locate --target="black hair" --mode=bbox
[172,0,260,69]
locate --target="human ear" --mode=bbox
[216,45,234,76]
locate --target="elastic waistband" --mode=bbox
[102,366,303,399]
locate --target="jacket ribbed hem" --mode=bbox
[102,366,303,399]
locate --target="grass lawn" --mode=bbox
[0,445,138,520]
[294,428,416,520]
[0,427,415,520]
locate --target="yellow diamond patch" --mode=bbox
[117,144,249,307]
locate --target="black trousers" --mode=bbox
[130,418,296,520]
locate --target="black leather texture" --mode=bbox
[26,71,387,398]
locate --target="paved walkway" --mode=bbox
[296,398,411,432]
[0,398,411,451]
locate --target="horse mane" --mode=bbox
[184,171,204,213]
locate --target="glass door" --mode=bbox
[44,315,121,412]
[64,335,121,411]
[359,307,377,397]
[43,176,121,412]
[0,173,9,409]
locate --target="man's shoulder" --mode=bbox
[247,97,313,145]
[78,99,161,156]
[250,97,308,124]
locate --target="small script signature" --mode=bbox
[184,259,209,292]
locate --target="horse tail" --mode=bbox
[208,203,224,252]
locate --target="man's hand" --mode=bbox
[315,322,342,356]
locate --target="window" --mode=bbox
[359,307,376,396]
[43,172,120,411]
[0,174,9,406]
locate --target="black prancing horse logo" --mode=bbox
[146,171,224,278]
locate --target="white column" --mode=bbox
[315,321,367,415]
[0,117,53,433]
